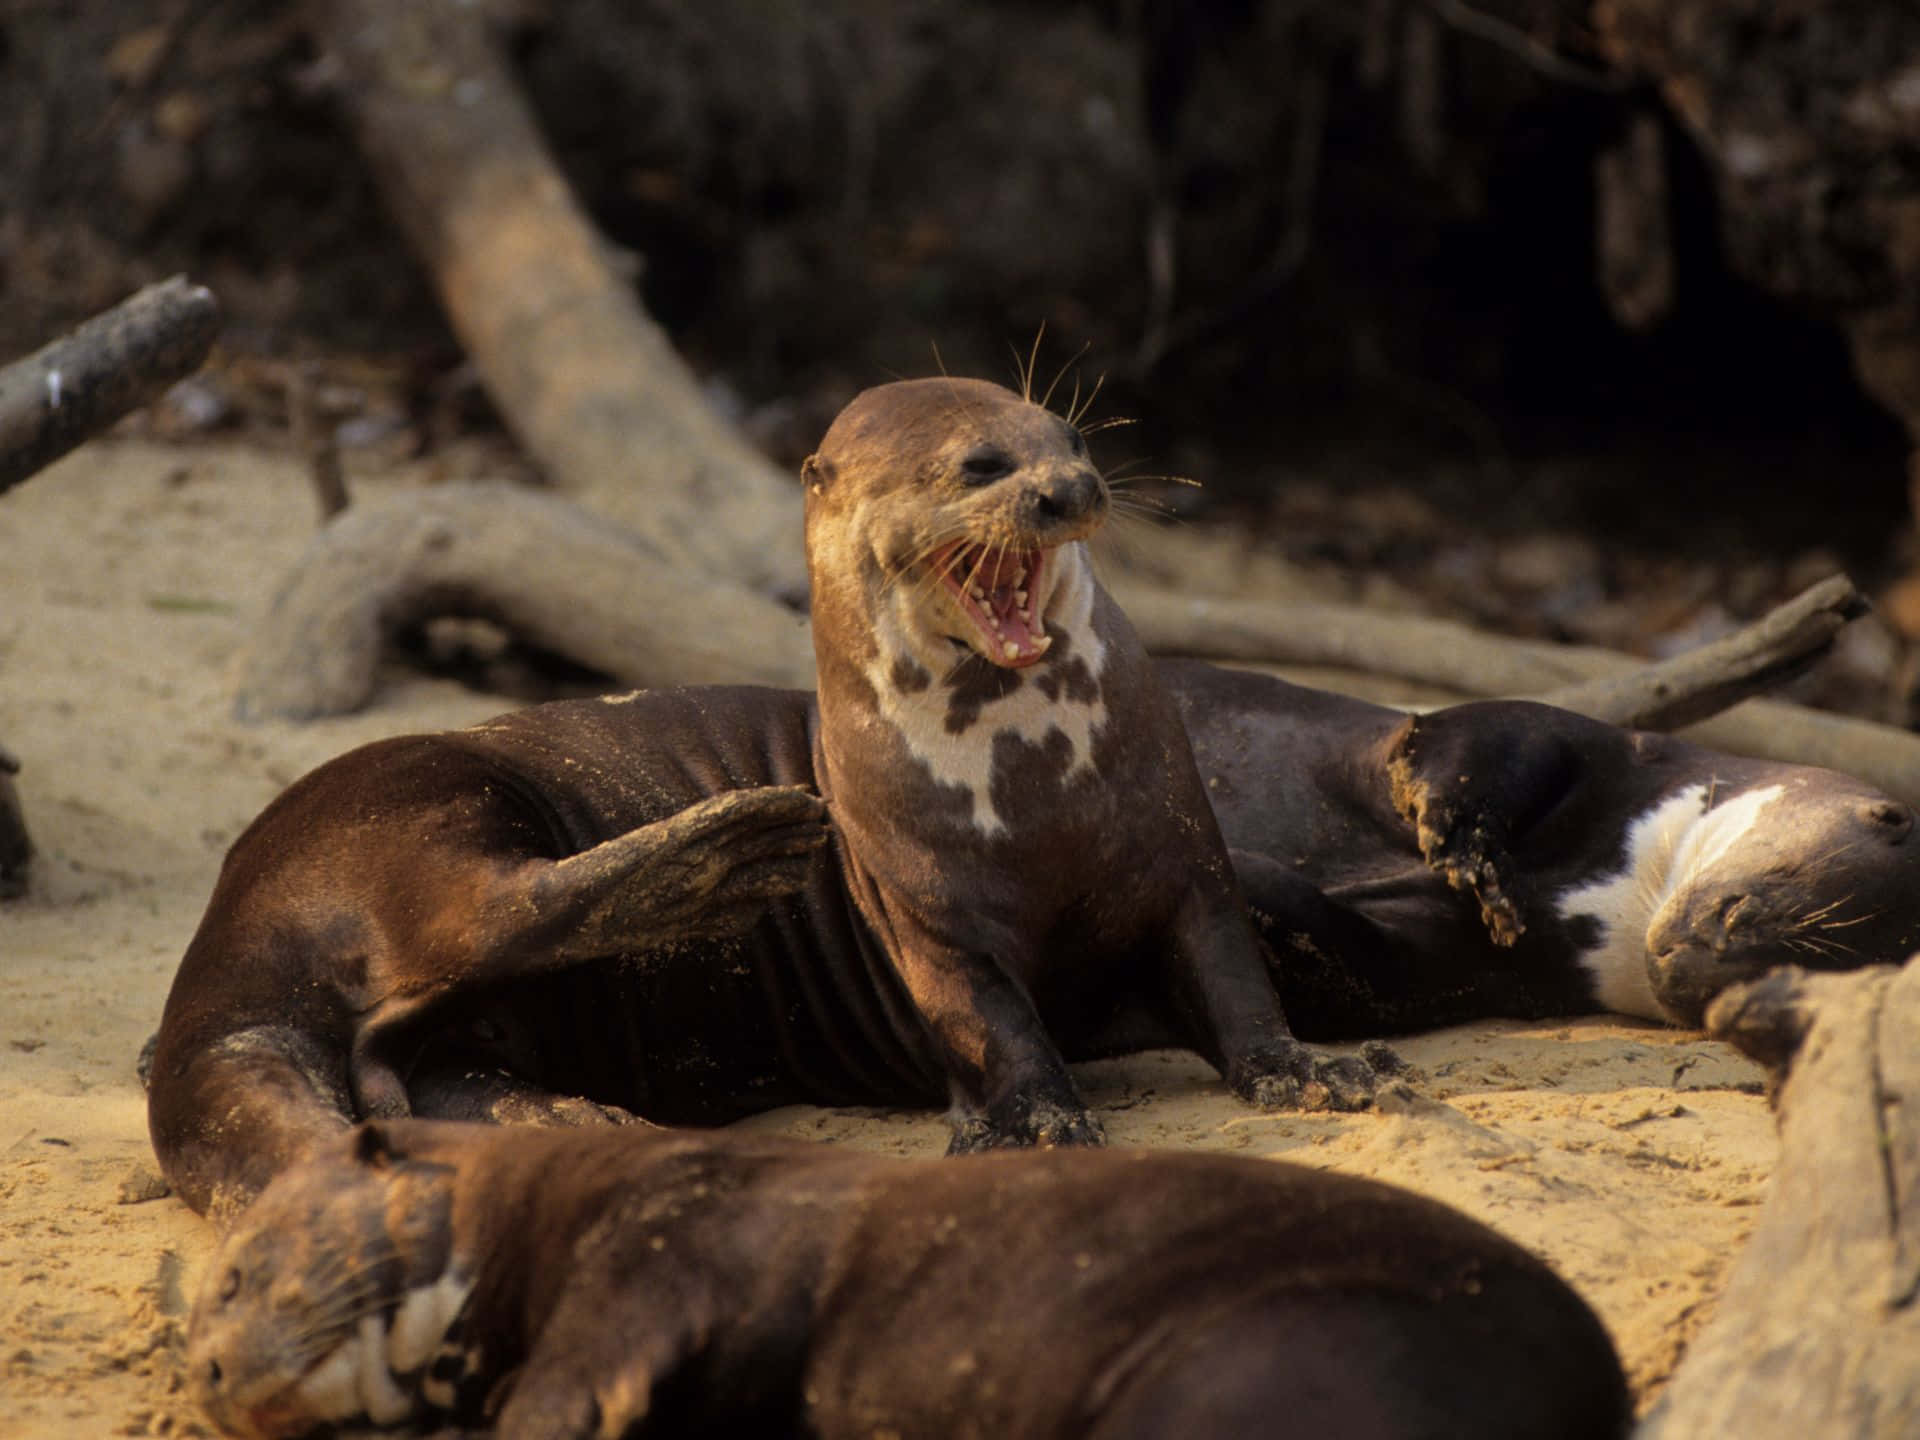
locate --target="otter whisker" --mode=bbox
[1067,371,1107,429]
[902,525,975,577]
[1799,935,1857,961]
[1039,342,1092,414]
[959,542,995,603]
[277,1282,395,1362]
[1104,469,1202,490]
[1802,840,1867,872]
[1025,326,1048,403]
[883,525,977,601]
[1793,895,1849,926]
[1815,909,1881,932]
[1106,494,1177,521]
[929,343,991,435]
[883,537,975,610]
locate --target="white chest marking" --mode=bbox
[1554,783,1783,1020]
[291,1271,473,1426]
[388,1272,472,1374]
[294,1333,363,1422]
[356,1313,414,1424]
[866,549,1107,837]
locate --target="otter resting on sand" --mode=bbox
[186,1118,1632,1440]
[147,378,1920,1223]
[148,377,1377,1219]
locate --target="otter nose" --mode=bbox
[1027,467,1105,527]
[1859,797,1913,843]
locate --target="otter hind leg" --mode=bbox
[474,785,832,976]
[408,1051,644,1130]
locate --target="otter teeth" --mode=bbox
[932,541,1053,665]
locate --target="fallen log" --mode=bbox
[235,474,1920,818]
[0,275,221,899]
[232,481,815,723]
[0,276,219,495]
[0,745,29,900]
[303,0,805,598]
[1120,575,1920,808]
[1530,574,1867,730]
[1642,956,1920,1437]
[1117,575,1862,714]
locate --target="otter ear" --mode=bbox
[351,1121,400,1170]
[802,453,835,493]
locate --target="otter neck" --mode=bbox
[1554,781,1785,1020]
[813,541,1111,839]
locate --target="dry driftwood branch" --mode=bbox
[1121,575,1865,709]
[1121,575,1920,808]
[1535,573,1868,729]
[0,276,219,494]
[0,744,30,900]
[1644,957,1920,1437]
[304,0,805,597]
[233,482,815,723]
[1119,583,1633,693]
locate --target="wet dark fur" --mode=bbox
[190,1118,1631,1440]
[147,383,1920,1219]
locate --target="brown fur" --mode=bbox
[799,379,1372,1148]
[189,1119,1632,1440]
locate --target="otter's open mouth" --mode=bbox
[933,541,1053,668]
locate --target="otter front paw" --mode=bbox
[1228,1044,1378,1113]
[946,1098,1106,1154]
[485,1091,643,1129]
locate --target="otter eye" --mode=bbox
[219,1267,240,1302]
[1066,426,1087,457]
[960,447,1014,486]
[206,1358,224,1388]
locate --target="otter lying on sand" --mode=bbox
[147,378,1920,1220]
[187,1118,1631,1440]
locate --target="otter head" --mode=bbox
[801,377,1108,678]
[187,1124,475,1439]
[1641,775,1920,1025]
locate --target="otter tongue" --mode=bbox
[987,585,1044,656]
[964,548,1047,664]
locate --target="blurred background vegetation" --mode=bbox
[7,0,1920,712]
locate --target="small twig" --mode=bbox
[1399,6,1446,175]
[1123,572,1920,806]
[1649,960,1920,1434]
[281,361,349,521]
[1537,574,1869,730]
[1418,0,1631,93]
[0,277,220,495]
[1134,39,1329,373]
[0,747,29,900]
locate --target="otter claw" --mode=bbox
[1239,1072,1305,1111]
[946,1099,1106,1154]
[1231,1048,1378,1113]
[1311,1055,1378,1112]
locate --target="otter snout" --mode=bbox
[1021,465,1107,535]
[1646,933,1776,1028]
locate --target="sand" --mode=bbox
[0,439,1776,1437]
